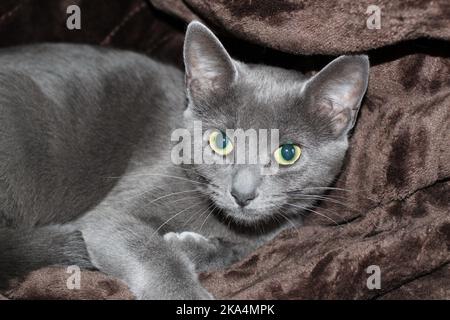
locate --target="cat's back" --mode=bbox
[0,43,182,106]
[0,43,185,227]
[0,43,163,72]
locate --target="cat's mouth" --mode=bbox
[211,203,288,234]
[216,203,278,225]
[206,190,281,225]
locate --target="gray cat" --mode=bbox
[0,22,369,299]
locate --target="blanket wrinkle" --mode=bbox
[0,0,449,300]
[100,1,147,46]
[151,0,450,55]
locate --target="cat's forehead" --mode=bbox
[200,64,313,140]
[240,63,307,102]
[229,64,308,127]
[233,65,307,117]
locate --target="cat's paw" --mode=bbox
[163,231,241,272]
[163,231,208,244]
[163,231,217,254]
[163,231,219,268]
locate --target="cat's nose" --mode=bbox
[231,167,260,207]
[231,189,257,207]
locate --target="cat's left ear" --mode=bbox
[303,55,369,136]
[183,21,237,100]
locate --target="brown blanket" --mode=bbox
[1,0,449,299]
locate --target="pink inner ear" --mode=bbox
[330,109,351,135]
[317,100,352,136]
[317,101,333,116]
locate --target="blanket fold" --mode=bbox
[150,0,450,55]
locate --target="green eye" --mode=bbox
[274,144,302,165]
[209,131,233,155]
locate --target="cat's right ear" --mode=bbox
[183,21,237,101]
[302,55,369,136]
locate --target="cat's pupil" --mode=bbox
[215,132,228,149]
[281,144,295,161]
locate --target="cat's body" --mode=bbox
[0,22,369,299]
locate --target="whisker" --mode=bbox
[118,182,197,204]
[130,189,201,216]
[170,194,206,204]
[287,189,383,231]
[104,173,210,186]
[288,194,355,210]
[276,208,302,238]
[293,187,377,202]
[182,204,207,228]
[145,189,201,206]
[151,201,204,238]
[292,192,352,201]
[289,192,381,229]
[284,203,340,226]
[284,200,380,233]
[300,186,354,192]
[198,203,217,233]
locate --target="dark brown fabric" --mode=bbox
[4,267,134,300]
[0,0,185,65]
[151,0,450,55]
[0,0,449,300]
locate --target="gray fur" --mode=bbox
[0,21,369,299]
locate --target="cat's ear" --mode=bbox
[183,21,237,100]
[303,55,369,136]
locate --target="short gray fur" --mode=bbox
[0,22,369,299]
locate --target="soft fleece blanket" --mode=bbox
[0,0,449,299]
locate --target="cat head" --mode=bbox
[181,21,369,225]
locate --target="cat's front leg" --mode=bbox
[74,209,213,300]
[163,231,243,272]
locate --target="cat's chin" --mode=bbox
[222,207,275,226]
